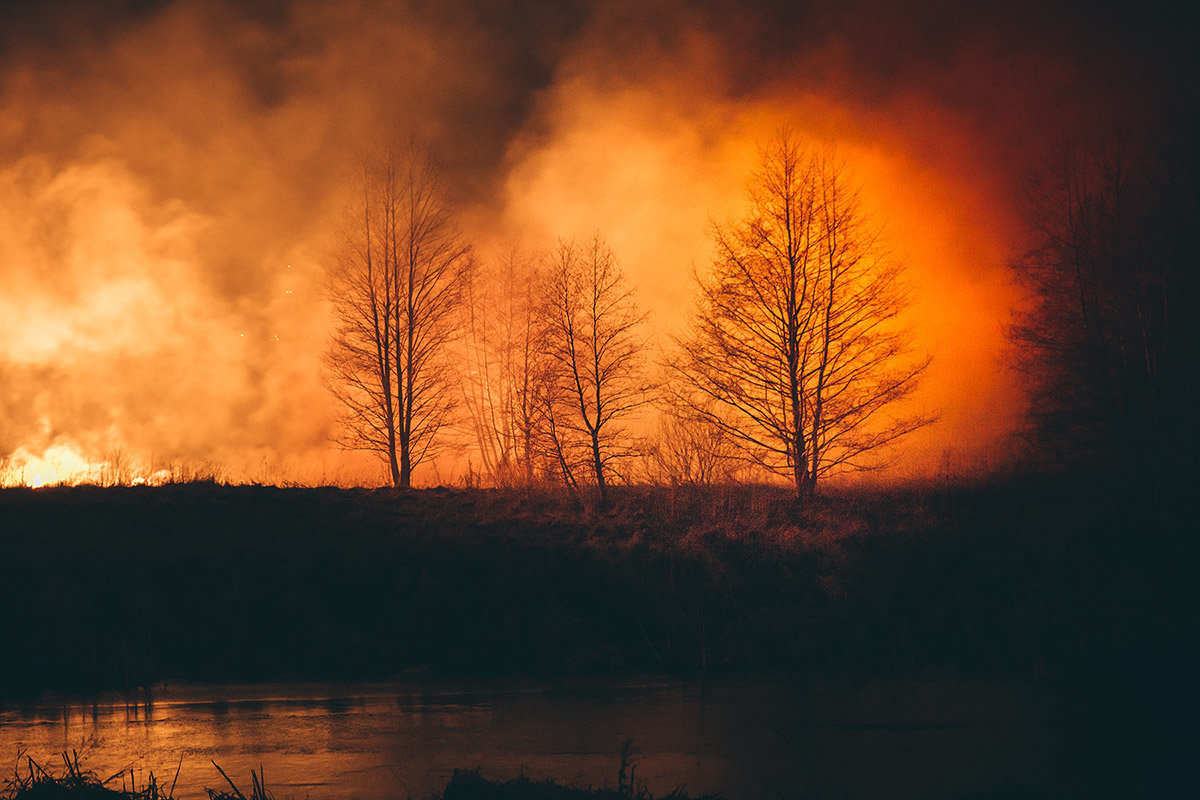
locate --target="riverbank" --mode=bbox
[0,475,1182,694]
[0,476,1189,796]
[1,752,716,800]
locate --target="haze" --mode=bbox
[0,0,1188,486]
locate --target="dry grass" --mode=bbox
[2,751,179,800]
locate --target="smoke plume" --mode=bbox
[1,0,1192,484]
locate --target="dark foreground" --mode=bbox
[1,748,1052,800]
[0,477,1192,797]
[2,753,713,800]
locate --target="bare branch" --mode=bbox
[669,133,931,500]
[325,145,471,487]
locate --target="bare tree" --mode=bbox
[645,406,737,487]
[460,247,543,486]
[326,147,471,488]
[538,237,651,510]
[672,132,930,501]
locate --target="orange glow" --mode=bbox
[490,64,1024,478]
[1,443,94,488]
[2,1,1115,487]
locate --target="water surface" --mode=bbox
[0,675,1057,800]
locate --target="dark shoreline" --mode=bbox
[0,477,1180,692]
[0,751,717,800]
[0,478,1190,797]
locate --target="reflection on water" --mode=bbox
[0,676,1057,800]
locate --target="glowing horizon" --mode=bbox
[0,0,1171,488]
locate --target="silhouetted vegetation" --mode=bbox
[2,751,179,800]
[328,133,928,509]
[325,145,472,489]
[670,133,930,502]
[538,238,652,512]
[1009,120,1200,497]
[0,476,1190,797]
[3,754,280,800]
[2,750,727,800]
[0,477,1182,694]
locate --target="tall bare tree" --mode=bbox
[672,132,930,501]
[539,237,651,510]
[460,248,543,486]
[326,148,471,488]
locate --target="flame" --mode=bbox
[1,443,97,488]
[0,440,186,488]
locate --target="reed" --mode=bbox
[1,750,178,800]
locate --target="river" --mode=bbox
[0,675,1059,800]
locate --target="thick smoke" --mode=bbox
[1,0,1191,484]
[0,0,583,483]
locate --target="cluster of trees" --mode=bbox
[457,237,651,510]
[326,136,931,505]
[1009,123,1199,490]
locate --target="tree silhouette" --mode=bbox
[538,237,651,510]
[1010,126,1200,486]
[645,405,738,487]
[672,133,930,501]
[325,147,471,488]
[460,248,543,487]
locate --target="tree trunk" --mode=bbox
[792,435,809,502]
[384,378,400,487]
[523,426,535,486]
[592,432,609,511]
[388,447,401,487]
[399,443,411,489]
[788,355,808,503]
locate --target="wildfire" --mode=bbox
[0,442,180,488]
[0,0,1157,488]
[1,443,97,488]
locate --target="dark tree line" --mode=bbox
[1009,121,1200,491]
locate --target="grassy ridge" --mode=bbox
[0,477,1181,693]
